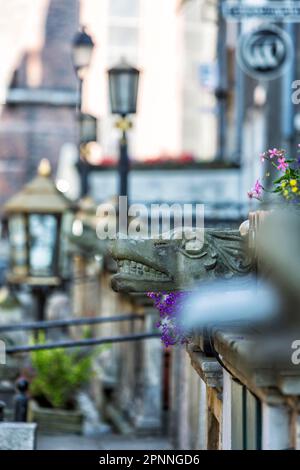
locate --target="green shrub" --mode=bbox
[29,333,94,409]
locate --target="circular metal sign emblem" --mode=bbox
[237,24,293,80]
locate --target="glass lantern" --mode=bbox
[4,159,73,285]
[108,58,140,116]
[72,27,94,74]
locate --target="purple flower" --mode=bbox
[254,179,263,194]
[277,157,288,172]
[147,291,188,346]
[248,179,263,200]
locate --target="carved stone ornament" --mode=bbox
[110,228,254,293]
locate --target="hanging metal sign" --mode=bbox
[237,24,293,79]
[223,1,300,21]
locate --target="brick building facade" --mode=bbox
[0,0,79,207]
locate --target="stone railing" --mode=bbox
[109,209,300,449]
[110,227,253,293]
[185,209,300,450]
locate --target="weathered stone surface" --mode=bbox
[128,306,162,432]
[0,422,37,450]
[0,287,27,348]
[110,228,253,293]
[187,346,223,389]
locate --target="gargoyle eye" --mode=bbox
[180,237,207,258]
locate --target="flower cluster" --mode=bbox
[248,179,263,200]
[248,146,300,203]
[147,291,188,347]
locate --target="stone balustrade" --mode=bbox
[183,209,300,450]
[108,208,300,449]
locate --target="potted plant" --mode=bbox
[28,334,93,434]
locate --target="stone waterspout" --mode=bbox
[110,228,253,293]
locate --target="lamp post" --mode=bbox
[3,160,73,321]
[108,58,140,200]
[72,27,95,198]
[78,112,98,195]
[79,113,98,145]
[72,27,94,80]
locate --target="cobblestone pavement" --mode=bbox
[37,433,172,450]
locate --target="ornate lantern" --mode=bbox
[3,159,73,287]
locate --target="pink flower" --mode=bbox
[248,179,263,200]
[260,152,266,162]
[254,179,263,194]
[277,157,288,171]
[268,148,281,159]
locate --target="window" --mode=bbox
[109,0,140,18]
[108,25,139,48]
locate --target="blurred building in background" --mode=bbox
[0,0,299,209]
[0,0,79,206]
[0,0,222,207]
[82,0,218,162]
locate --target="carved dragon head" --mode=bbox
[110,228,253,293]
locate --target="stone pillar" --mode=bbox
[129,303,163,433]
[294,413,300,450]
[194,377,208,450]
[170,345,190,449]
[98,271,123,389]
[231,379,245,450]
[221,370,232,450]
[97,275,135,413]
[117,300,137,415]
[262,403,291,450]
[187,367,201,450]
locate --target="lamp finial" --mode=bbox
[38,159,51,177]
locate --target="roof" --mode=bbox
[3,159,72,214]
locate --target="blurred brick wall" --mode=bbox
[0,0,79,208]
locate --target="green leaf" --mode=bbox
[273,175,286,184]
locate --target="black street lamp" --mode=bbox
[72,27,95,198]
[72,27,95,76]
[3,160,74,321]
[108,58,140,199]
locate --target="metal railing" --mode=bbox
[0,313,160,355]
[0,312,161,422]
[6,332,161,354]
[0,313,142,333]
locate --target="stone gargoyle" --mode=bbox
[110,228,253,293]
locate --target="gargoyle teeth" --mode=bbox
[117,260,169,279]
